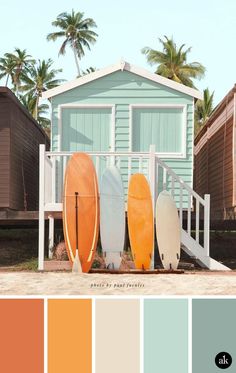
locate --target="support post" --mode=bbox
[48,216,54,259]
[38,144,45,270]
[204,194,210,257]
[149,144,156,269]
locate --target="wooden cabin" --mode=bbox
[38,61,230,271]
[194,85,236,222]
[0,87,49,212]
[43,60,202,204]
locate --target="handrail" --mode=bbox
[38,144,212,270]
[156,157,206,205]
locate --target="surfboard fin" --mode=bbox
[161,254,164,260]
[72,250,82,273]
[176,253,180,259]
[169,263,172,270]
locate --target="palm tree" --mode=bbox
[195,88,214,136]
[4,48,35,95]
[142,36,205,88]
[0,55,15,86]
[82,66,96,76]
[47,9,98,76]
[19,92,50,130]
[21,58,65,120]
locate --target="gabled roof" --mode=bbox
[0,87,49,140]
[194,84,236,144]
[42,60,203,100]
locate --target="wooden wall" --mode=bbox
[0,93,10,208]
[0,88,49,211]
[194,96,234,220]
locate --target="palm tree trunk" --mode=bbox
[35,95,39,121]
[5,74,9,87]
[72,40,80,77]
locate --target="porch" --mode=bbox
[38,144,230,271]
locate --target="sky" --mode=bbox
[0,0,236,106]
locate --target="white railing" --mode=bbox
[38,144,230,271]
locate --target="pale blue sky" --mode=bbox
[0,0,235,105]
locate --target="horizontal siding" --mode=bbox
[194,119,233,219]
[52,70,194,199]
[9,103,49,210]
[0,100,10,207]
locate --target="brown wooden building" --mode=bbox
[194,85,236,221]
[0,87,49,212]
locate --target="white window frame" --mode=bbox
[129,104,187,158]
[58,104,115,152]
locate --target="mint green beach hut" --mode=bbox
[38,60,229,271]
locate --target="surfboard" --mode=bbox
[62,153,99,273]
[100,166,125,269]
[156,190,181,270]
[127,173,154,269]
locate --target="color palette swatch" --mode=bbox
[0,298,235,372]
[48,299,92,373]
[144,299,188,373]
[96,299,140,373]
[192,299,236,373]
[0,299,44,373]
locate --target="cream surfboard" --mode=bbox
[156,190,181,270]
[100,166,125,269]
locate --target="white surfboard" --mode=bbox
[156,190,181,270]
[100,166,125,269]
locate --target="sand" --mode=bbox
[1,271,236,295]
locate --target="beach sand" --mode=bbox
[0,271,236,295]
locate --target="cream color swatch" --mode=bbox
[96,299,140,373]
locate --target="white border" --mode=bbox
[44,298,48,373]
[58,104,115,152]
[129,104,187,158]
[92,298,96,373]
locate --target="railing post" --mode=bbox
[48,216,54,259]
[204,194,210,256]
[149,144,156,210]
[38,144,45,270]
[149,144,156,269]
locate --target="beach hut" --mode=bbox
[194,85,236,223]
[0,87,49,216]
[38,60,229,270]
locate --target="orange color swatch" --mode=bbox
[0,299,44,373]
[48,299,92,373]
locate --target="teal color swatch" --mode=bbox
[192,299,236,372]
[144,299,188,373]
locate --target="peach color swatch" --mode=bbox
[48,299,92,373]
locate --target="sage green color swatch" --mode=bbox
[192,299,236,373]
[144,299,188,373]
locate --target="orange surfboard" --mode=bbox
[127,173,154,269]
[63,153,99,273]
